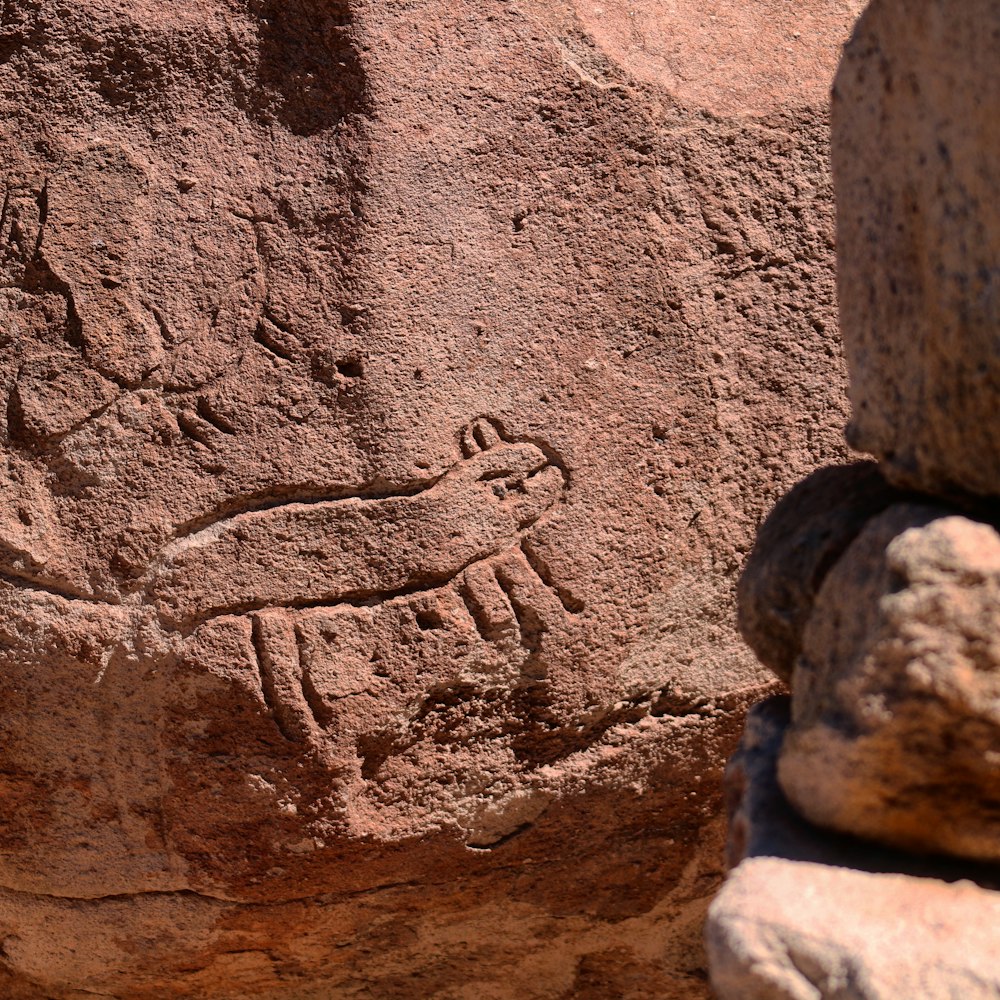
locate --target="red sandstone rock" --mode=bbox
[0,1,860,995]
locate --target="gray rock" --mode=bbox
[737,463,904,682]
[834,0,1000,499]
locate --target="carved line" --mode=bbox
[519,538,584,614]
[0,184,10,244]
[153,473,445,558]
[175,411,215,449]
[254,315,294,362]
[458,577,505,646]
[251,615,334,741]
[296,621,332,730]
[17,384,129,451]
[34,179,48,253]
[250,614,301,743]
[0,495,562,622]
[0,421,574,637]
[0,568,112,606]
[196,397,236,435]
[163,547,511,634]
[494,568,544,658]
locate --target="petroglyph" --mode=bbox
[0,145,574,707]
[143,417,568,629]
[0,3,866,990]
[0,416,574,751]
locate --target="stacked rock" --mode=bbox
[708,1,1000,996]
[741,0,1000,861]
[744,0,1000,869]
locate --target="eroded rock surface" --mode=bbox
[778,506,1000,863]
[835,0,1000,499]
[0,0,861,995]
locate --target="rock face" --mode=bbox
[835,0,1000,499]
[707,857,1000,1000]
[0,1,861,995]
[778,506,1000,863]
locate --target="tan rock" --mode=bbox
[724,696,1000,881]
[779,505,1000,862]
[737,462,904,682]
[714,699,1000,995]
[834,0,1000,499]
[0,0,859,993]
[707,857,1000,1000]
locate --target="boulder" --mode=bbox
[0,0,861,994]
[713,698,1000,999]
[707,856,1000,1000]
[724,695,1000,880]
[834,0,1000,499]
[778,505,1000,863]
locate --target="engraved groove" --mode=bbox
[494,568,544,655]
[175,411,215,449]
[473,423,490,451]
[196,397,236,435]
[145,435,559,628]
[0,184,10,239]
[145,301,173,345]
[253,317,294,361]
[520,538,584,614]
[0,419,573,652]
[296,622,332,730]
[251,614,301,743]
[0,568,110,605]
[160,552,498,635]
[33,178,48,253]
[154,472,445,555]
[459,584,493,642]
[459,573,514,645]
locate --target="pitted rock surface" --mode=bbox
[779,506,1000,863]
[835,0,1000,499]
[0,1,861,996]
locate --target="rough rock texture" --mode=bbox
[778,506,1000,863]
[737,462,906,682]
[835,0,1000,500]
[712,2,1000,993]
[0,1,862,995]
[707,856,1000,1000]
